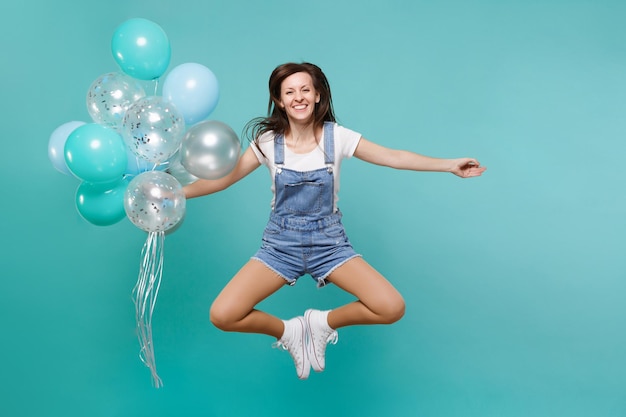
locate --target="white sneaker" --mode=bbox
[304,309,338,372]
[273,316,310,379]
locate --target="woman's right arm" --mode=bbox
[183,146,261,199]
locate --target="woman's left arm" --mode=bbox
[353,137,486,178]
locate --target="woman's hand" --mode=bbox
[450,158,486,178]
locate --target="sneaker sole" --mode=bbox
[295,317,311,379]
[304,310,325,372]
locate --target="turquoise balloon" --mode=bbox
[111,18,171,80]
[64,123,128,183]
[75,178,129,226]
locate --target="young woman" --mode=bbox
[183,62,486,379]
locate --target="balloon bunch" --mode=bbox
[47,18,241,387]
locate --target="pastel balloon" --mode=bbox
[121,96,185,164]
[125,149,168,177]
[48,121,85,175]
[76,178,129,226]
[111,18,171,80]
[86,72,146,129]
[64,123,128,183]
[180,120,241,180]
[162,63,219,125]
[124,171,186,232]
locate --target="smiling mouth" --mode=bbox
[293,104,307,110]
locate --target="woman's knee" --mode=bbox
[209,302,239,331]
[377,295,406,324]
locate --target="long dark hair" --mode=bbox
[245,62,336,149]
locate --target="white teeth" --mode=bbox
[294,105,306,110]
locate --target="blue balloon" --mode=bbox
[64,123,128,183]
[125,149,168,177]
[48,121,86,175]
[111,18,171,80]
[125,148,155,176]
[76,178,129,226]
[162,63,219,125]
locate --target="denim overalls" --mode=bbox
[252,122,360,287]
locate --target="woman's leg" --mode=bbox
[211,259,311,379]
[304,257,405,373]
[209,259,288,338]
[325,257,405,329]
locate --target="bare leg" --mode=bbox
[325,257,405,329]
[209,259,288,338]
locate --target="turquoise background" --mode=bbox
[2,0,625,416]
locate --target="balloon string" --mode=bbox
[153,159,170,172]
[133,231,165,388]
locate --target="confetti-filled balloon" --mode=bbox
[180,120,241,180]
[121,96,185,164]
[124,171,185,232]
[86,72,146,130]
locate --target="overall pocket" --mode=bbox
[284,181,323,215]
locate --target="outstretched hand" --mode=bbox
[450,158,486,178]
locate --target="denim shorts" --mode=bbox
[251,211,361,287]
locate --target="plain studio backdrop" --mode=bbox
[2,1,625,416]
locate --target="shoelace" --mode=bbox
[312,330,338,352]
[272,340,285,350]
[273,340,305,367]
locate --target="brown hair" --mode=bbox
[245,62,336,149]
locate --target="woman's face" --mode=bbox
[279,71,320,124]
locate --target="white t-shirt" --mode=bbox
[250,123,362,211]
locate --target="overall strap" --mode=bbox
[274,133,285,169]
[323,122,335,166]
